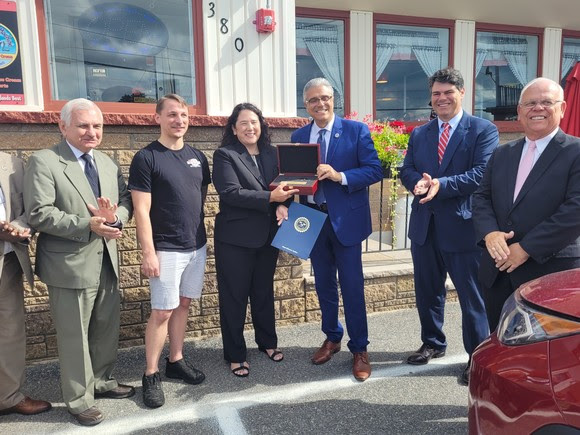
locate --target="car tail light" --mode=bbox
[497,292,580,345]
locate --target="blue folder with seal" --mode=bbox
[271,202,327,259]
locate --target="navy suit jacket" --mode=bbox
[291,116,383,246]
[473,129,580,288]
[400,113,498,252]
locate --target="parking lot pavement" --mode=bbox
[0,302,470,435]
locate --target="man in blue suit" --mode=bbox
[400,68,498,385]
[291,78,383,381]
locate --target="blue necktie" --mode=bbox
[314,129,327,205]
[81,154,100,198]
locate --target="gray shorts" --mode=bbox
[149,245,207,310]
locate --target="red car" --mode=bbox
[468,268,580,435]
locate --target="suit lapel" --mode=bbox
[424,119,440,175]
[234,141,266,188]
[59,141,97,206]
[504,138,525,212]
[326,116,343,164]
[511,132,564,209]
[438,114,468,173]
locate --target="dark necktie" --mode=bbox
[314,129,327,205]
[81,153,100,198]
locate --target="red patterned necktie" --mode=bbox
[438,122,450,164]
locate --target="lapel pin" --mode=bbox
[334,133,339,138]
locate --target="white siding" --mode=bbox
[453,20,476,113]
[542,28,563,83]
[349,11,373,118]
[203,0,296,117]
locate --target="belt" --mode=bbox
[306,202,328,213]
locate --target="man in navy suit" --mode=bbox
[291,78,382,381]
[473,77,580,333]
[400,68,498,385]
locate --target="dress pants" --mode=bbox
[410,220,489,355]
[47,255,120,414]
[310,218,368,353]
[0,252,26,410]
[215,239,279,363]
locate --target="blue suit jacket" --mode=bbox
[291,116,383,246]
[400,113,498,252]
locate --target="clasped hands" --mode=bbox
[0,221,31,243]
[88,197,122,239]
[414,173,440,204]
[484,230,529,273]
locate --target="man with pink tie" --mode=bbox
[473,77,580,333]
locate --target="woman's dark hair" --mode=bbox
[220,103,271,148]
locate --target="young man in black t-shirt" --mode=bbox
[129,94,210,408]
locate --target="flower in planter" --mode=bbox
[346,113,412,173]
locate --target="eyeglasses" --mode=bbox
[306,95,333,105]
[520,100,563,109]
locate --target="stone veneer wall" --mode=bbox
[0,120,521,363]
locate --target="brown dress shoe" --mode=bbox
[71,406,104,426]
[352,351,371,381]
[95,384,135,399]
[0,396,52,416]
[311,339,341,365]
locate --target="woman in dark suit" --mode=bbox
[212,103,298,377]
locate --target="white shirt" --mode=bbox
[520,127,559,166]
[67,142,98,174]
[437,109,463,142]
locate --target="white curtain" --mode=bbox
[298,23,344,107]
[412,46,442,77]
[375,42,395,81]
[477,33,531,85]
[475,49,489,77]
[375,29,443,79]
[562,43,580,79]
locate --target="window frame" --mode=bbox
[372,13,454,123]
[34,0,206,115]
[561,29,580,81]
[473,22,543,131]
[295,7,350,117]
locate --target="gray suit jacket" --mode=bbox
[0,152,33,286]
[23,141,132,289]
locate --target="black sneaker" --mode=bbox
[165,357,205,385]
[142,372,164,408]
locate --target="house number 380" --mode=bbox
[207,2,244,52]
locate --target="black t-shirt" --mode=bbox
[128,140,211,251]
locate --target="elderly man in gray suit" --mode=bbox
[0,151,51,417]
[24,99,133,426]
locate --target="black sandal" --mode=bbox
[231,363,249,377]
[259,347,284,362]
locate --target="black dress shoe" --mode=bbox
[95,384,135,399]
[406,344,446,365]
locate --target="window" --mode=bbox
[296,14,346,118]
[42,0,199,108]
[474,31,539,121]
[375,23,449,122]
[562,36,580,84]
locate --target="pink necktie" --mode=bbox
[513,141,537,201]
[438,123,450,164]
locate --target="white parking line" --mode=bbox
[215,406,248,435]
[57,354,468,435]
